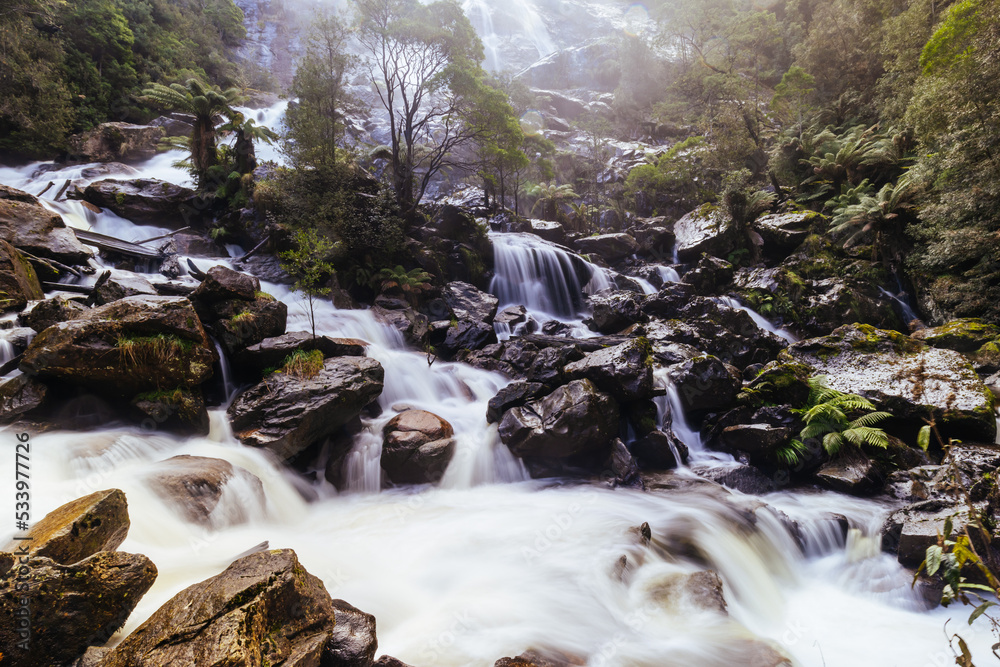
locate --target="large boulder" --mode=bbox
[2,489,129,564]
[0,551,157,667]
[443,280,499,324]
[0,240,43,311]
[228,356,385,460]
[573,233,640,263]
[673,205,738,262]
[666,355,742,413]
[913,318,1000,373]
[146,456,266,526]
[528,220,566,245]
[755,211,817,258]
[563,339,655,401]
[0,185,92,264]
[92,270,159,306]
[498,379,619,460]
[586,290,646,334]
[381,410,455,484]
[82,178,203,228]
[20,295,214,397]
[189,266,287,355]
[782,324,997,441]
[99,549,378,667]
[68,122,164,162]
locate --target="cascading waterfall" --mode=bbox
[210,337,238,404]
[3,100,998,666]
[715,295,798,344]
[879,287,920,326]
[462,0,501,71]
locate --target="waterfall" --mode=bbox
[462,0,501,71]
[656,265,681,283]
[490,233,588,319]
[211,337,237,404]
[879,287,920,326]
[715,296,798,344]
[0,335,15,367]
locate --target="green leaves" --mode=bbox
[789,376,891,461]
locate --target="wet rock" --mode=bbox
[640,282,698,320]
[631,430,688,469]
[499,379,619,459]
[540,320,571,336]
[605,438,643,488]
[0,551,157,667]
[1,489,129,564]
[756,211,817,257]
[99,549,377,667]
[213,297,288,356]
[573,233,639,262]
[82,178,204,228]
[783,324,997,441]
[692,463,777,495]
[228,356,385,460]
[233,331,367,379]
[0,185,93,264]
[0,374,48,424]
[586,289,646,334]
[68,122,164,162]
[814,454,883,496]
[20,295,215,397]
[666,355,742,413]
[148,115,192,137]
[146,456,265,526]
[3,327,37,350]
[80,162,141,180]
[23,296,88,331]
[191,264,260,303]
[374,657,414,667]
[433,319,497,357]
[913,318,1000,353]
[740,361,812,408]
[93,270,159,305]
[494,648,587,667]
[381,410,456,484]
[630,217,676,259]
[647,569,728,614]
[673,205,738,262]
[563,339,655,401]
[882,499,976,567]
[495,305,529,331]
[487,381,545,424]
[529,219,567,245]
[682,255,734,294]
[443,280,499,323]
[0,240,43,311]
[720,424,793,461]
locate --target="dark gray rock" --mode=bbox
[563,339,655,401]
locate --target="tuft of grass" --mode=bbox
[231,310,257,324]
[117,334,193,366]
[279,349,324,379]
[254,291,276,302]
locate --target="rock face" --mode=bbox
[228,356,385,460]
[573,233,639,262]
[19,295,215,397]
[783,324,997,441]
[2,489,129,564]
[381,410,455,484]
[756,211,817,256]
[498,379,619,460]
[82,178,202,228]
[563,339,654,401]
[673,205,737,262]
[0,551,157,667]
[666,355,742,413]
[0,185,92,264]
[587,290,645,334]
[0,374,48,424]
[68,122,164,162]
[815,455,883,496]
[99,549,378,667]
[146,456,265,526]
[528,219,566,244]
[0,240,43,311]
[444,281,499,323]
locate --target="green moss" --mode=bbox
[254,291,276,302]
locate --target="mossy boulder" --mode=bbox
[99,549,378,667]
[0,185,92,264]
[0,551,157,667]
[1,489,129,564]
[913,318,1000,373]
[82,178,203,228]
[563,338,655,401]
[131,387,210,436]
[19,295,215,397]
[673,204,738,262]
[782,323,997,442]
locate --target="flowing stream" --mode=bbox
[1,109,997,665]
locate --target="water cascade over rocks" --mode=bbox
[2,100,1000,667]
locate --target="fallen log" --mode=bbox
[73,228,163,259]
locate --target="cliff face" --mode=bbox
[233,0,305,91]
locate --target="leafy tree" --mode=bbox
[355,0,487,214]
[222,111,278,176]
[771,66,816,135]
[527,182,578,221]
[280,228,337,339]
[466,80,527,212]
[141,78,243,187]
[829,172,916,264]
[284,11,357,170]
[721,169,777,265]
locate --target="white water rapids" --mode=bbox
[1,110,997,665]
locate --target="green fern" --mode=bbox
[785,376,891,463]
